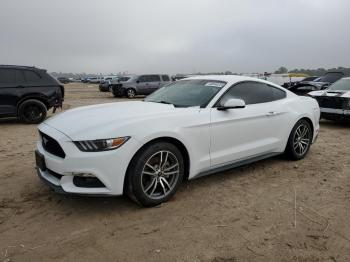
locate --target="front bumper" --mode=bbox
[36,123,141,196]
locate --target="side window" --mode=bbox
[0,69,16,84]
[220,82,285,105]
[161,75,170,82]
[16,70,25,82]
[23,70,41,82]
[148,75,161,82]
[138,75,148,82]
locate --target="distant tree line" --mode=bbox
[275,66,350,77]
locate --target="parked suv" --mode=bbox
[111,74,171,98]
[0,65,64,124]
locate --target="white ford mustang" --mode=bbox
[35,75,320,206]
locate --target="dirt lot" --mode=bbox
[0,83,349,262]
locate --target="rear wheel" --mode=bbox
[126,88,136,98]
[126,142,184,207]
[18,99,47,124]
[285,119,312,160]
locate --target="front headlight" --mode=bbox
[74,137,130,152]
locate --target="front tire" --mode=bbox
[126,142,184,207]
[18,99,47,124]
[285,119,312,160]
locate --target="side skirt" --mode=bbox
[192,152,281,180]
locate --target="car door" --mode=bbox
[0,68,26,116]
[136,75,152,95]
[147,75,162,93]
[209,81,289,167]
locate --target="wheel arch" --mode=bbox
[17,96,50,116]
[297,116,314,138]
[123,136,191,193]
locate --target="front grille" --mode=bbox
[40,132,66,158]
[316,97,347,110]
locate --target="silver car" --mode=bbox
[111,74,171,98]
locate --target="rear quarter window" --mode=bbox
[0,69,16,83]
[161,75,170,81]
[270,85,286,100]
[23,70,41,82]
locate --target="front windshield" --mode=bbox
[144,79,226,108]
[119,77,130,82]
[327,78,350,91]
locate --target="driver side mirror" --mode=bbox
[217,98,245,111]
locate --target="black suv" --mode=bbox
[0,65,64,124]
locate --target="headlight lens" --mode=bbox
[74,137,130,152]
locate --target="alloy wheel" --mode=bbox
[127,89,136,98]
[24,105,43,122]
[293,123,310,156]
[141,150,180,200]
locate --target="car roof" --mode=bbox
[184,75,282,87]
[0,64,44,70]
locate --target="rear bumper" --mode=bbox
[47,96,63,110]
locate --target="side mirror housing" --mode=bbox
[217,98,245,110]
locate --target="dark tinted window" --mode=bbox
[294,85,318,92]
[161,75,170,81]
[302,76,318,82]
[23,70,41,82]
[145,79,226,108]
[16,70,25,82]
[138,75,148,82]
[220,82,286,105]
[0,69,16,83]
[315,73,343,83]
[148,75,161,82]
[271,85,286,100]
[119,77,130,82]
[138,75,161,82]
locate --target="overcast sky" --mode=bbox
[0,0,349,74]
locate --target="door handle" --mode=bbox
[266,111,277,116]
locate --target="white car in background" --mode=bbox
[35,75,320,206]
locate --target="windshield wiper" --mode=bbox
[147,100,183,107]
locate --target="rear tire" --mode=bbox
[18,99,47,124]
[126,142,184,207]
[285,119,312,160]
[126,88,136,99]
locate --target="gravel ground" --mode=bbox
[0,83,349,262]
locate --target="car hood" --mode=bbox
[41,101,183,140]
[308,90,350,98]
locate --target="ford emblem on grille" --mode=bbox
[42,136,48,146]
